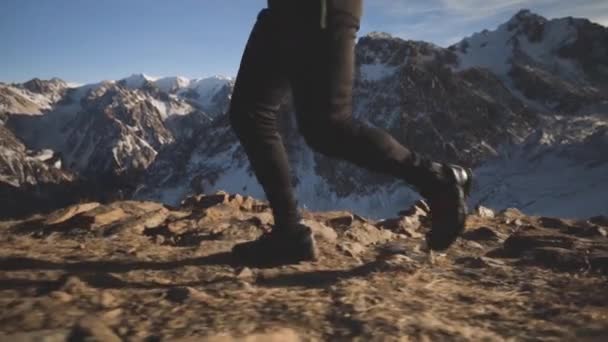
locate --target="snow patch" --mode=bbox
[359,63,398,82]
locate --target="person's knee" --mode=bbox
[299,116,351,156]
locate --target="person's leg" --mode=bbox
[229,9,299,230]
[229,8,317,264]
[289,0,472,250]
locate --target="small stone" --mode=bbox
[499,208,524,220]
[186,287,212,302]
[466,240,485,250]
[155,235,165,244]
[49,291,73,303]
[166,287,191,302]
[61,276,89,295]
[99,291,118,308]
[236,267,254,279]
[165,287,209,303]
[240,196,255,211]
[228,193,244,207]
[101,308,123,322]
[168,210,192,220]
[475,205,495,218]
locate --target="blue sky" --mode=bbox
[1,0,607,84]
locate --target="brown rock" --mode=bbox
[338,241,365,257]
[111,208,170,235]
[49,291,73,303]
[236,267,254,279]
[199,204,243,224]
[44,202,100,225]
[300,219,338,242]
[101,308,123,323]
[589,252,608,274]
[68,316,121,342]
[60,276,90,295]
[345,223,394,246]
[69,206,128,229]
[168,210,192,220]
[166,287,192,303]
[228,193,244,207]
[565,224,608,238]
[99,291,118,308]
[462,227,501,241]
[247,212,274,227]
[499,208,524,220]
[112,201,166,215]
[182,192,229,209]
[376,216,422,237]
[398,200,429,217]
[520,247,584,272]
[475,205,495,218]
[538,217,571,230]
[167,220,195,234]
[503,231,575,257]
[323,212,354,229]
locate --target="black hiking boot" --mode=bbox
[232,222,318,266]
[421,164,473,251]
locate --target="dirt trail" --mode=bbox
[0,193,607,341]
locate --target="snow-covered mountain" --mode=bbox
[1,9,607,219]
[117,73,234,117]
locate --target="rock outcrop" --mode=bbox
[0,193,606,340]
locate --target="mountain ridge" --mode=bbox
[1,9,607,219]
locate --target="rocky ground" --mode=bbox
[0,192,607,341]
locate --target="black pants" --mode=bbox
[229,1,429,228]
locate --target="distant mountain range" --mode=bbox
[1,9,607,219]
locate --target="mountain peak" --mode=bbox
[119,73,157,89]
[508,9,544,23]
[364,31,395,40]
